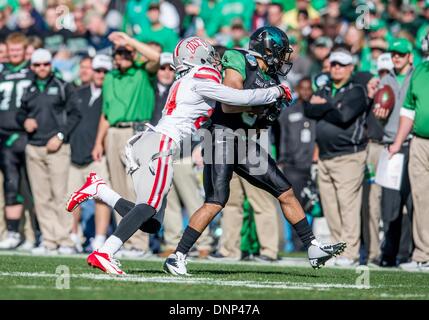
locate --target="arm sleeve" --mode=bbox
[303,101,334,119]
[61,84,81,138]
[193,79,281,106]
[323,86,368,124]
[102,78,110,116]
[16,96,29,127]
[403,74,416,111]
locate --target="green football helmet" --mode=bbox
[248,26,293,76]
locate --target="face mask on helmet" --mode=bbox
[263,45,293,76]
[201,48,222,69]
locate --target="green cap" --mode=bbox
[389,38,413,54]
[148,0,160,8]
[313,36,333,48]
[0,0,7,10]
[289,35,298,45]
[369,19,387,32]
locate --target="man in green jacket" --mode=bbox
[389,60,429,272]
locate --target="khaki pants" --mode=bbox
[318,150,367,260]
[25,144,73,249]
[67,157,111,238]
[409,137,429,262]
[105,127,148,251]
[0,172,5,239]
[218,174,279,259]
[163,158,212,251]
[362,142,383,261]
[67,157,111,195]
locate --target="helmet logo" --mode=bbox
[186,38,208,54]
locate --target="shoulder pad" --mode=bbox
[193,66,222,83]
[245,53,257,67]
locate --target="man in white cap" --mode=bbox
[377,52,394,79]
[304,48,370,267]
[16,48,81,254]
[367,39,415,268]
[67,54,114,252]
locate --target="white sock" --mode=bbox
[96,184,121,208]
[98,235,123,256]
[92,235,106,250]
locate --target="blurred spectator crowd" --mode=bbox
[0,0,428,270]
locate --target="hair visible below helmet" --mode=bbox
[249,26,293,76]
[173,37,220,75]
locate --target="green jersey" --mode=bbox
[123,0,152,35]
[0,61,33,132]
[137,26,179,53]
[403,61,429,138]
[102,64,155,125]
[205,0,254,37]
[222,49,271,82]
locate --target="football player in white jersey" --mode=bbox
[66,33,291,275]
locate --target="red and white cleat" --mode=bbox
[87,251,125,275]
[66,172,106,212]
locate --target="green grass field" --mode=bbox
[0,253,428,300]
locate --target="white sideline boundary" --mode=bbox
[2,271,428,299]
[0,250,405,272]
[0,271,379,291]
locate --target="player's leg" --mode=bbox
[171,159,212,258]
[176,161,232,256]
[164,144,235,275]
[235,138,346,268]
[0,136,25,249]
[88,132,175,274]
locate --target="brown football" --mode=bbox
[373,84,395,111]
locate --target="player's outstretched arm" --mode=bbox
[194,78,284,110]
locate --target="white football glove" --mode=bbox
[124,132,144,176]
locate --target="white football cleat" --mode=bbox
[335,256,357,267]
[70,233,83,253]
[308,239,347,269]
[399,260,429,272]
[87,251,125,275]
[16,240,35,252]
[31,245,58,255]
[163,252,190,276]
[0,232,21,249]
[58,246,77,255]
[66,172,106,212]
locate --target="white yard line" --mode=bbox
[8,284,99,291]
[0,271,399,292]
[0,251,405,272]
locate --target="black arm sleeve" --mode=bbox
[323,86,368,125]
[303,101,334,119]
[16,93,30,128]
[277,110,289,163]
[61,84,81,138]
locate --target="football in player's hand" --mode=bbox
[373,85,395,112]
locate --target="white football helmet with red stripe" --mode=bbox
[173,37,220,74]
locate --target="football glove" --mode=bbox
[277,84,292,102]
